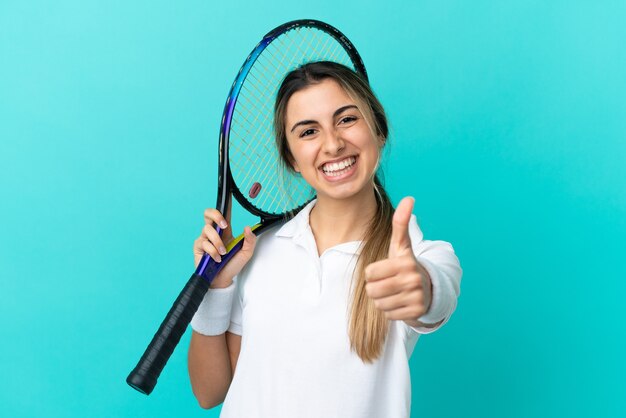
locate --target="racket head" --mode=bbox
[216,19,368,221]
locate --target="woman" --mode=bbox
[188,62,462,417]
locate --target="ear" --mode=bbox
[377,134,386,149]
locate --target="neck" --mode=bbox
[309,185,378,255]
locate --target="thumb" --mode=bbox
[389,197,414,256]
[240,226,257,256]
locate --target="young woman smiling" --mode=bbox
[188,62,462,418]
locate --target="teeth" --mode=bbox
[322,157,356,174]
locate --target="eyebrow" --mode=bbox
[289,105,359,133]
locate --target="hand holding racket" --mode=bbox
[193,201,257,289]
[126,19,368,395]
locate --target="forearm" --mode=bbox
[188,331,233,409]
[187,277,237,409]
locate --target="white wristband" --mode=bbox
[190,281,237,336]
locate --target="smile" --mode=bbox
[321,156,357,176]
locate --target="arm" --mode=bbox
[189,207,255,407]
[187,277,243,409]
[365,198,462,334]
[188,329,241,409]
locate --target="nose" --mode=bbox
[322,129,345,155]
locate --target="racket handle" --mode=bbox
[126,223,267,395]
[126,272,209,395]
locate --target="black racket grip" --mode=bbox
[126,272,210,395]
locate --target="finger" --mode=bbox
[366,271,423,299]
[204,208,229,229]
[203,224,227,255]
[241,226,257,254]
[365,257,414,282]
[366,278,403,299]
[389,197,414,255]
[372,290,423,312]
[383,303,427,321]
[201,240,222,263]
[193,237,205,256]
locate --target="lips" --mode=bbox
[317,156,359,181]
[321,156,357,174]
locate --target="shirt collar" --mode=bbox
[275,199,363,256]
[275,199,316,239]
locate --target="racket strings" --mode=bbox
[228,26,355,215]
[234,52,338,208]
[230,49,291,169]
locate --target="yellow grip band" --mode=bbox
[225,223,262,252]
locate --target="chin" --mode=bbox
[316,180,373,201]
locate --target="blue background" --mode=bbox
[1,1,625,417]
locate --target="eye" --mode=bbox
[338,115,358,125]
[299,128,317,138]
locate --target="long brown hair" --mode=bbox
[274,61,394,363]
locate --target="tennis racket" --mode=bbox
[126,18,368,395]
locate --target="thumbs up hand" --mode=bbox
[364,197,433,325]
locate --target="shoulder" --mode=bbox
[235,218,294,280]
[246,220,288,258]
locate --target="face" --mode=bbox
[284,79,382,202]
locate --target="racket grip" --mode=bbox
[126,272,210,395]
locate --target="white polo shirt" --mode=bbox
[220,200,462,418]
